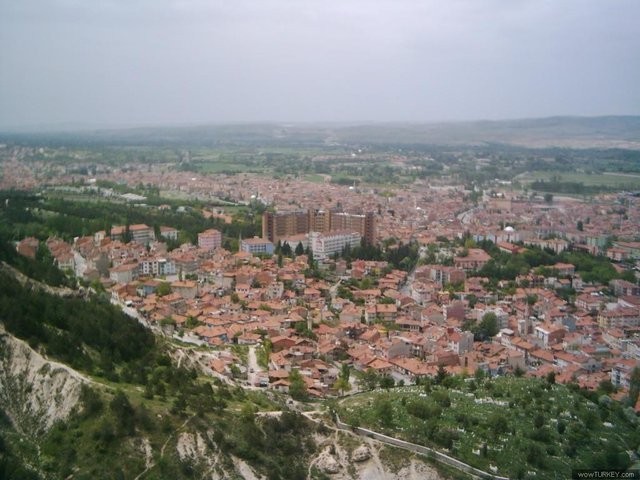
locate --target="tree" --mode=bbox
[544,193,553,204]
[533,413,545,429]
[156,282,172,297]
[488,412,509,434]
[340,362,351,383]
[160,316,176,327]
[577,220,584,231]
[294,241,304,256]
[435,365,448,385]
[307,248,316,269]
[467,294,478,309]
[374,397,394,427]
[474,312,499,340]
[122,222,133,243]
[359,368,379,391]
[110,390,135,436]
[334,377,351,396]
[288,369,307,401]
[629,367,640,406]
[379,375,395,389]
[546,371,556,385]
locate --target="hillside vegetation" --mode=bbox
[337,375,640,479]
[0,258,322,479]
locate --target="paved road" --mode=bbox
[247,345,261,387]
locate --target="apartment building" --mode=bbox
[198,228,222,250]
[109,224,155,245]
[159,226,179,241]
[262,209,376,245]
[138,257,177,277]
[309,231,361,261]
[240,237,275,255]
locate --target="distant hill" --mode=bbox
[2,116,640,149]
[332,116,640,149]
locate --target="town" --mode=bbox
[2,142,639,410]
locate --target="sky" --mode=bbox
[1,0,639,129]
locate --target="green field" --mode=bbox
[337,376,640,479]
[303,173,327,183]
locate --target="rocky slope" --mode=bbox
[0,326,87,437]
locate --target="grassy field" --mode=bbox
[303,173,327,183]
[518,171,640,189]
[337,376,640,479]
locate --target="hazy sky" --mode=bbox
[1,0,639,129]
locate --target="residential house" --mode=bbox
[454,248,491,271]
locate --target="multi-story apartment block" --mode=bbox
[598,307,640,329]
[262,209,376,245]
[610,279,640,297]
[138,257,177,277]
[240,237,275,255]
[330,211,376,245]
[198,228,222,250]
[309,231,361,261]
[416,265,466,286]
[262,210,309,243]
[159,226,179,241]
[610,359,640,389]
[110,224,155,245]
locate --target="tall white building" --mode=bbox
[240,237,274,255]
[309,231,361,261]
[138,257,177,277]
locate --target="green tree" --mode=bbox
[281,241,293,257]
[110,390,135,436]
[156,281,172,297]
[288,369,307,401]
[487,412,509,435]
[334,377,351,396]
[435,364,448,385]
[629,367,640,406]
[379,375,395,389]
[374,397,394,427]
[340,362,351,382]
[359,368,379,390]
[546,371,556,385]
[307,248,316,269]
[122,222,133,243]
[474,312,499,340]
[294,241,304,256]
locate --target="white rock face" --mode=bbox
[0,330,87,436]
[316,452,341,474]
[177,432,209,461]
[310,434,445,480]
[352,445,371,462]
